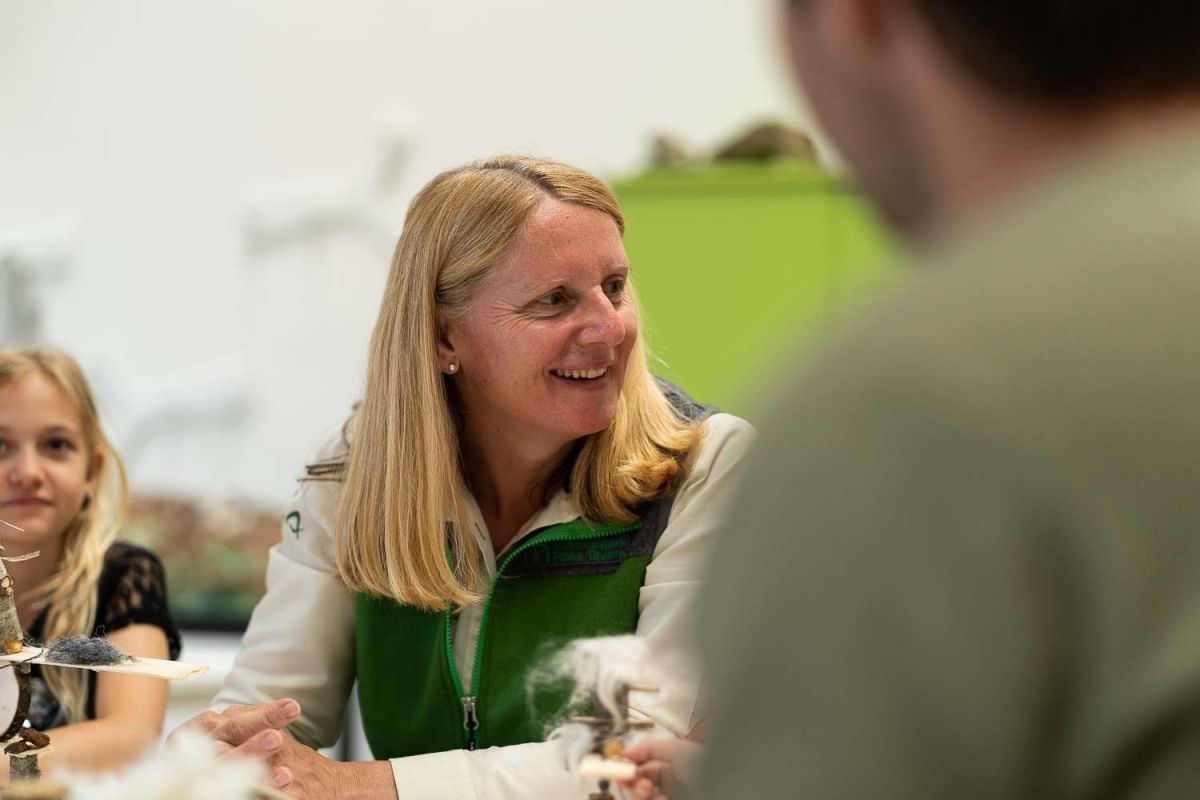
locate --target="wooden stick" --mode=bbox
[0,559,24,650]
[0,647,208,681]
[579,754,637,781]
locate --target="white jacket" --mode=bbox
[215,411,754,799]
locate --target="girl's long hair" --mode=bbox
[0,348,128,722]
[335,155,702,611]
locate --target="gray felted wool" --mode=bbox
[44,636,132,666]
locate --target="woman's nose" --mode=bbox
[578,291,626,348]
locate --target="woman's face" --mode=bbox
[442,197,638,455]
[0,372,98,552]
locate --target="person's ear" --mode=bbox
[802,0,900,70]
[85,449,104,497]
[437,318,461,376]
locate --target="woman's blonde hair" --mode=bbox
[336,155,703,611]
[0,348,129,723]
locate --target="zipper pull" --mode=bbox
[461,695,479,750]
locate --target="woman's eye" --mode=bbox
[537,290,567,307]
[605,278,626,297]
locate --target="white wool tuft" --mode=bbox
[57,730,265,800]
[530,634,670,785]
[546,721,596,772]
[531,635,659,727]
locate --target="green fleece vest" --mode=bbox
[356,515,666,757]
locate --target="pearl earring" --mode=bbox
[447,362,458,374]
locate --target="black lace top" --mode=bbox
[26,541,182,729]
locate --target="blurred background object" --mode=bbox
[0,0,893,752]
[619,127,893,413]
[123,495,279,630]
[648,135,693,169]
[713,120,818,162]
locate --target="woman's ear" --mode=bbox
[437,317,460,375]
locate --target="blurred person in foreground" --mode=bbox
[174,155,752,799]
[629,0,1200,798]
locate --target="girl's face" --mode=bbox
[0,372,99,553]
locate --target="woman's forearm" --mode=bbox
[334,760,399,800]
[36,716,161,773]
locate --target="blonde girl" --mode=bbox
[0,348,179,776]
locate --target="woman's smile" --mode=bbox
[550,367,609,380]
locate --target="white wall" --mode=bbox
[0,0,811,507]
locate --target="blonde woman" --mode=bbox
[0,348,179,777]
[190,156,754,799]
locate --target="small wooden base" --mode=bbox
[0,778,66,800]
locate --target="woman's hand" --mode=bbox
[619,737,702,800]
[171,699,396,799]
[235,730,397,800]
[173,698,302,756]
[231,726,346,798]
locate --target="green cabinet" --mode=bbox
[615,161,895,418]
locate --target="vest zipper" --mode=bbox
[444,521,641,750]
[461,695,479,750]
[444,612,476,749]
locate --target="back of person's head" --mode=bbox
[336,155,699,612]
[784,0,1200,238]
[0,347,128,723]
[907,1,1200,105]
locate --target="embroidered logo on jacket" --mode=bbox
[503,527,652,578]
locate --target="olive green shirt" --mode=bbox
[698,130,1200,799]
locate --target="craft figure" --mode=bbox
[569,680,657,800]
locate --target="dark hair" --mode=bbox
[908,1,1200,104]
